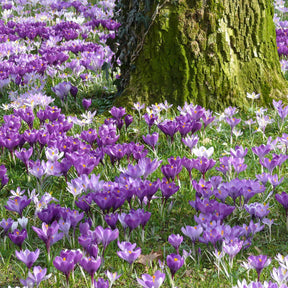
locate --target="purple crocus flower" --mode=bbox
[226,117,241,130]
[8,228,27,250]
[53,251,75,286]
[94,277,109,288]
[137,270,165,288]
[143,113,158,133]
[193,157,216,179]
[142,133,159,150]
[252,144,272,160]
[16,107,35,129]
[52,81,72,100]
[32,221,63,254]
[244,203,270,220]
[80,256,101,284]
[161,164,180,182]
[166,253,184,279]
[160,180,179,201]
[124,115,133,129]
[247,255,271,282]
[0,218,14,235]
[124,210,142,232]
[138,158,162,179]
[104,213,118,230]
[0,164,8,189]
[181,225,203,243]
[158,119,178,143]
[93,226,119,252]
[168,234,183,254]
[181,135,199,153]
[5,196,31,217]
[275,192,288,216]
[222,238,243,264]
[230,146,248,158]
[20,266,50,287]
[260,157,279,174]
[15,147,33,171]
[117,241,141,265]
[82,98,92,110]
[70,85,78,99]
[110,106,126,120]
[15,248,40,269]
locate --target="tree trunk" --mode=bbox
[113,0,288,110]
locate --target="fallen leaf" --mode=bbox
[137,251,161,267]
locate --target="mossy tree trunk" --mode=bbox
[114,0,288,111]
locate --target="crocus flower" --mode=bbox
[52,81,72,100]
[8,229,27,250]
[132,102,145,112]
[168,234,183,254]
[137,270,165,288]
[32,221,63,254]
[80,256,101,284]
[251,144,272,160]
[93,226,119,252]
[110,106,126,120]
[0,218,14,235]
[142,133,159,150]
[166,254,184,279]
[182,134,199,152]
[259,157,279,174]
[94,277,109,288]
[192,157,216,179]
[104,213,118,230]
[160,181,179,201]
[9,187,25,199]
[181,225,203,243]
[192,146,214,158]
[247,255,271,281]
[82,98,92,110]
[222,238,243,265]
[106,271,121,287]
[226,117,241,130]
[276,192,288,216]
[124,115,133,129]
[15,248,40,269]
[53,251,75,286]
[158,119,178,143]
[15,147,33,171]
[5,196,31,217]
[117,241,141,265]
[20,266,51,287]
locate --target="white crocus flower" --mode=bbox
[45,147,64,162]
[247,92,260,99]
[232,129,243,138]
[18,217,28,230]
[192,146,214,158]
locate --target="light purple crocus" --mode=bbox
[15,248,40,269]
[20,266,50,287]
[32,221,63,254]
[117,241,141,265]
[247,255,271,282]
[168,234,183,254]
[137,270,165,288]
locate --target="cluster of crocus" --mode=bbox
[4,92,288,288]
[0,0,118,104]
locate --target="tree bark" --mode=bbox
[114,0,288,110]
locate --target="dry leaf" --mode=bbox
[137,251,161,267]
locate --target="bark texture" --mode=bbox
[114,0,288,111]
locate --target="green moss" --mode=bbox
[116,0,288,111]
